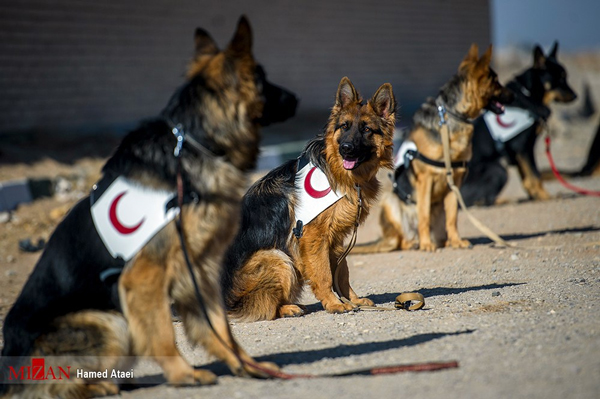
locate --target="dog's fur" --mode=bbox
[1,17,297,398]
[221,77,396,321]
[461,42,577,206]
[353,44,512,253]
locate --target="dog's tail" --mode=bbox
[227,249,301,322]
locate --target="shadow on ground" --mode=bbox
[468,225,600,245]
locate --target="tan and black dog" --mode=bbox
[222,77,396,321]
[353,44,512,253]
[1,17,297,398]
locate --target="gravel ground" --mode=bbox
[94,174,600,399]
[1,50,599,399]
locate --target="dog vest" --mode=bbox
[294,157,345,227]
[483,107,535,143]
[90,176,179,261]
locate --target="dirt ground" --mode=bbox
[1,51,599,398]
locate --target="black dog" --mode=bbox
[461,42,576,206]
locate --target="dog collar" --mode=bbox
[435,100,475,125]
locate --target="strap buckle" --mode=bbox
[437,105,447,126]
[172,124,185,157]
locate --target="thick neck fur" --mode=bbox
[162,75,260,172]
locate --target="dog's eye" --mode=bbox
[363,126,371,133]
[340,122,349,131]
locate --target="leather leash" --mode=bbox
[437,105,515,248]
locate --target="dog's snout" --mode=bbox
[340,142,354,153]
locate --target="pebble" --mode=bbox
[5,270,16,277]
[0,212,10,223]
[492,291,501,297]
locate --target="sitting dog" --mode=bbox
[353,44,512,253]
[1,16,297,398]
[461,42,577,206]
[222,77,396,321]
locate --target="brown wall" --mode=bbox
[0,0,490,137]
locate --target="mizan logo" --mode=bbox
[304,166,331,198]
[8,358,70,381]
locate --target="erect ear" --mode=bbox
[227,15,253,55]
[533,45,546,69]
[476,44,493,69]
[335,77,360,108]
[194,28,218,56]
[370,83,396,119]
[548,41,558,59]
[459,43,479,72]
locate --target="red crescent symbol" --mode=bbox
[109,191,145,235]
[496,114,516,128]
[304,167,331,199]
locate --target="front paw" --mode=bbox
[324,302,354,314]
[446,239,472,249]
[351,297,374,306]
[243,361,280,379]
[419,241,437,252]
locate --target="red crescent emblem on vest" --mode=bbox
[496,114,516,128]
[109,191,145,234]
[304,167,331,199]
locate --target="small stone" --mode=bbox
[0,212,10,223]
[510,254,519,261]
[492,291,501,297]
[6,255,15,263]
[5,270,16,277]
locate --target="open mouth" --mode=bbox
[486,99,505,115]
[342,157,359,170]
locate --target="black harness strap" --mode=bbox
[406,149,469,169]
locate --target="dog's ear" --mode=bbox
[533,45,546,69]
[370,83,396,119]
[548,41,559,59]
[336,77,360,108]
[227,15,253,55]
[459,43,479,72]
[476,44,493,71]
[194,28,218,56]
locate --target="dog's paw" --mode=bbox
[419,242,437,252]
[193,369,218,385]
[352,297,375,306]
[278,304,305,318]
[84,381,120,397]
[324,302,354,314]
[167,368,217,386]
[243,360,281,379]
[447,239,472,249]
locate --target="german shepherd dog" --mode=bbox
[1,17,296,398]
[461,42,577,206]
[353,44,512,253]
[221,77,396,321]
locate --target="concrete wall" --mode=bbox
[0,0,490,138]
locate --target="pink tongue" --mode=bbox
[343,159,357,170]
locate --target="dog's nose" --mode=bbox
[340,142,354,153]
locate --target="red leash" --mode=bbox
[545,136,600,197]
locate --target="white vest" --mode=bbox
[483,107,535,143]
[90,176,179,261]
[294,160,345,226]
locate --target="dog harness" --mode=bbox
[394,140,469,170]
[483,106,535,143]
[293,155,345,237]
[90,175,179,262]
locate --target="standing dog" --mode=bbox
[461,42,577,206]
[353,44,512,253]
[222,77,396,321]
[1,17,297,398]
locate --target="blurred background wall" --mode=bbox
[0,0,490,141]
